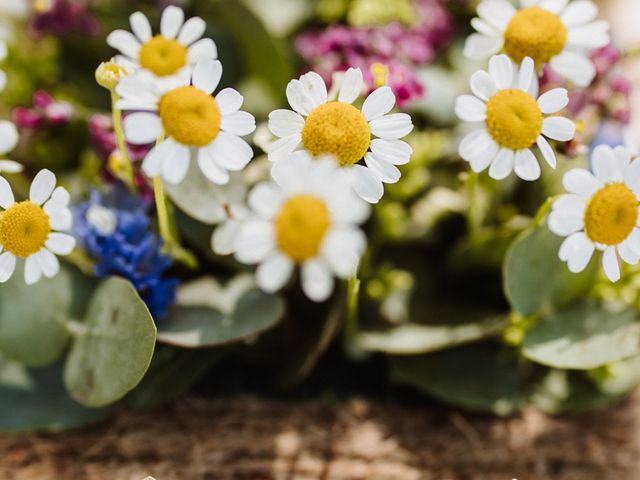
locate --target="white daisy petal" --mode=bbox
[142,140,177,178]
[488,148,514,180]
[470,145,499,173]
[459,129,495,161]
[235,220,275,264]
[30,169,56,206]
[489,54,513,90]
[552,194,585,217]
[618,240,640,265]
[301,259,335,302]
[192,59,222,95]
[215,88,243,115]
[286,79,315,116]
[160,5,184,39]
[563,233,595,273]
[364,153,401,184]
[537,88,569,114]
[248,182,285,218]
[592,144,624,182]
[177,16,206,46]
[455,95,487,122]
[0,252,15,283]
[338,67,364,104]
[123,112,162,145]
[266,134,302,163]
[256,254,294,293]
[463,34,504,60]
[106,29,141,59]
[518,57,536,94]
[270,152,312,192]
[129,12,151,42]
[36,249,60,279]
[362,86,396,121]
[540,0,569,14]
[567,21,610,50]
[0,120,19,155]
[542,117,576,141]
[560,0,598,27]
[43,187,70,214]
[514,149,541,181]
[548,210,584,236]
[212,219,241,255]
[477,0,517,30]
[352,165,384,204]
[162,146,191,184]
[187,38,218,63]
[550,51,596,88]
[24,256,42,285]
[208,132,254,171]
[321,228,366,278]
[0,161,22,174]
[198,148,230,185]
[602,246,621,282]
[269,109,305,138]
[49,209,72,231]
[471,17,499,36]
[625,158,640,193]
[221,111,256,136]
[0,176,14,209]
[536,135,557,168]
[369,113,413,139]
[45,232,76,255]
[300,71,328,108]
[563,169,603,197]
[370,139,412,165]
[470,70,497,101]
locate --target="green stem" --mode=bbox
[110,90,136,191]
[533,196,558,227]
[343,270,361,348]
[466,171,482,231]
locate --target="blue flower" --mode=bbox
[72,189,178,320]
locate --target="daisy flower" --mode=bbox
[464,0,609,87]
[107,5,216,89]
[456,55,576,181]
[0,120,22,173]
[548,144,640,282]
[267,67,413,204]
[624,127,638,157]
[0,169,76,285]
[233,153,368,302]
[117,58,256,185]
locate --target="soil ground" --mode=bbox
[1,393,640,480]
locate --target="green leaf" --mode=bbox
[354,316,508,355]
[390,343,528,415]
[503,225,598,315]
[64,277,157,408]
[522,301,640,370]
[157,275,284,348]
[0,265,92,367]
[0,361,106,433]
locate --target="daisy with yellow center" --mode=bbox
[117,58,256,185]
[232,153,368,302]
[0,169,75,285]
[548,145,640,282]
[267,67,413,204]
[106,6,217,89]
[456,55,575,181]
[464,0,609,87]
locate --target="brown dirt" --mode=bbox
[1,393,640,480]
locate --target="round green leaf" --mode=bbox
[503,225,598,315]
[64,277,157,407]
[522,301,640,370]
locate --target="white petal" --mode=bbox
[187,38,217,63]
[248,182,284,218]
[470,70,497,101]
[221,111,256,136]
[0,252,15,283]
[162,147,191,184]
[300,71,328,109]
[338,67,363,104]
[123,112,162,145]
[0,161,22,174]
[36,249,60,278]
[192,58,222,95]
[539,0,569,14]
[625,157,640,193]
[489,54,514,90]
[550,51,596,87]
[514,149,541,181]
[567,21,610,49]
[537,88,569,114]
[548,210,584,236]
[488,149,515,180]
[270,153,311,192]
[129,12,151,42]
[459,129,495,161]
[455,95,487,122]
[470,145,499,173]
[198,148,230,185]
[0,120,19,155]
[362,86,395,121]
[560,1,598,27]
[208,132,254,171]
[256,254,294,293]
[518,57,536,94]
[48,209,72,231]
[618,240,640,265]
[351,165,384,204]
[370,139,412,165]
[602,246,621,282]
[43,187,70,214]
[45,232,76,255]
[286,79,316,116]
[563,169,602,197]
[552,194,586,217]
[364,153,401,184]
[463,34,504,60]
[0,175,14,209]
[266,134,302,163]
[542,117,576,141]
[212,220,241,255]
[563,233,595,273]
[536,135,557,168]
[142,139,179,178]
[301,260,334,302]
[215,88,243,115]
[160,5,184,39]
[471,17,499,36]
[477,0,516,30]
[106,29,141,59]
[24,256,42,285]
[369,113,413,140]
[592,144,624,183]
[177,16,206,46]
[235,220,275,264]
[322,228,366,278]
[269,109,304,138]
[30,169,56,205]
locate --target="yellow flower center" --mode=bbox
[159,86,221,147]
[486,89,543,150]
[504,7,567,65]
[0,201,51,257]
[275,194,331,263]
[139,35,188,77]
[584,184,639,246]
[302,102,371,166]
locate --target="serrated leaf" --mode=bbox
[64,277,156,407]
[503,225,598,315]
[522,301,640,370]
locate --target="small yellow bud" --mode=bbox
[370,63,389,89]
[95,61,128,90]
[107,150,126,176]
